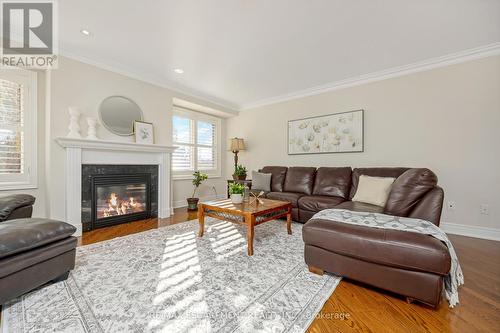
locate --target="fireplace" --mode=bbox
[82,165,158,231]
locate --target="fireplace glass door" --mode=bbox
[92,174,151,228]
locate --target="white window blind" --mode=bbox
[0,79,23,174]
[0,69,37,190]
[172,108,220,178]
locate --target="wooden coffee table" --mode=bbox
[198,198,292,256]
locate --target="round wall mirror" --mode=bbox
[99,96,143,136]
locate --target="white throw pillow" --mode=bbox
[352,175,396,207]
[251,171,272,191]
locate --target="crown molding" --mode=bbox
[240,42,500,110]
[57,43,500,112]
[58,48,240,112]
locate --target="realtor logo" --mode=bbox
[1,0,58,68]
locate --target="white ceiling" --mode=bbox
[59,0,500,110]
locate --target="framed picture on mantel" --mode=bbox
[287,109,364,155]
[134,120,154,144]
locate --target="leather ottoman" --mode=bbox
[0,218,77,304]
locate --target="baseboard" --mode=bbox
[441,222,500,242]
[173,194,227,209]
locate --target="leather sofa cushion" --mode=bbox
[266,192,304,208]
[303,219,451,275]
[261,166,288,192]
[0,194,36,222]
[298,195,345,212]
[283,167,316,195]
[0,218,77,259]
[334,201,384,214]
[407,187,444,226]
[0,237,77,278]
[385,168,438,217]
[349,168,409,199]
[312,167,352,198]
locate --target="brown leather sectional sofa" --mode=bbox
[258,166,449,306]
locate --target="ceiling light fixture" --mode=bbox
[80,29,91,36]
[174,68,184,74]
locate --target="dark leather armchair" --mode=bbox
[0,194,35,222]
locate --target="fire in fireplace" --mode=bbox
[96,184,147,218]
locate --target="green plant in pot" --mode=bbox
[228,182,245,204]
[187,171,208,211]
[233,164,247,180]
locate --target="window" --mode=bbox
[0,68,37,190]
[172,107,221,179]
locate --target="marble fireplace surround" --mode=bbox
[56,137,175,236]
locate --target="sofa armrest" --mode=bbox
[0,194,36,222]
[407,186,444,226]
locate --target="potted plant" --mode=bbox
[187,171,208,211]
[228,183,245,204]
[233,165,247,180]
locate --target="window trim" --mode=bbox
[0,68,38,190]
[172,107,221,180]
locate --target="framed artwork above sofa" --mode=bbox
[288,109,364,154]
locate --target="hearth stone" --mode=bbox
[81,165,158,231]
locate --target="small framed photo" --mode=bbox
[134,120,154,144]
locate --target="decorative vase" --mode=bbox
[67,107,81,138]
[86,117,98,140]
[187,197,199,211]
[230,193,243,204]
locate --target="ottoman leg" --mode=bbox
[308,265,324,276]
[52,271,70,283]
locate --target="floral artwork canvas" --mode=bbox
[288,110,363,154]
[134,121,154,144]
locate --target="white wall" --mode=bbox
[45,57,230,220]
[227,55,500,232]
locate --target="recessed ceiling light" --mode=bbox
[80,29,91,36]
[174,68,184,74]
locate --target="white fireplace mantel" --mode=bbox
[56,137,176,236]
[55,137,176,153]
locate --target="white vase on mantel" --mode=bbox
[67,107,82,138]
[86,117,98,140]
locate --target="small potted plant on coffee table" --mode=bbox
[233,165,247,180]
[228,183,245,204]
[187,171,208,211]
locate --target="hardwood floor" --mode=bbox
[79,208,500,333]
[79,208,198,246]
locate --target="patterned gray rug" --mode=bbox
[1,218,340,333]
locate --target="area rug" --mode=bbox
[1,218,340,333]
